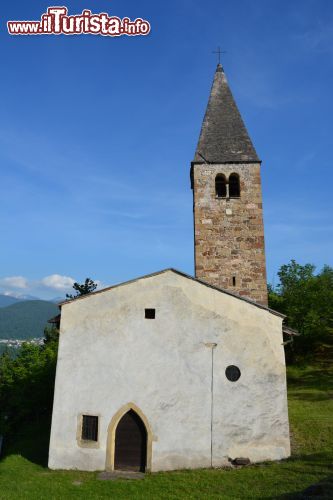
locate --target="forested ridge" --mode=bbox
[0,300,59,340]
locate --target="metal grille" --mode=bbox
[82,415,98,441]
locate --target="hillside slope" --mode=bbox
[0,295,22,308]
[0,301,59,340]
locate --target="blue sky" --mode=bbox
[0,0,332,299]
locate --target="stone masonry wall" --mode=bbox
[192,163,268,306]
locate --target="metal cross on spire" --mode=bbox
[212,46,226,65]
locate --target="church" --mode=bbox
[48,63,291,472]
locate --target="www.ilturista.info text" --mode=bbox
[7,7,151,36]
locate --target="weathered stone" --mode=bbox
[232,457,251,466]
[193,164,267,305]
[193,65,259,163]
[192,69,268,306]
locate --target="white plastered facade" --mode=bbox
[48,269,290,472]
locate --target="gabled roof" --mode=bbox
[48,314,61,325]
[193,64,260,164]
[282,326,300,336]
[60,268,284,318]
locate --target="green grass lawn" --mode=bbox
[0,364,332,499]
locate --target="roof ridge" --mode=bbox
[60,268,284,318]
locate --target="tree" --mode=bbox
[0,278,100,440]
[66,278,98,299]
[269,260,333,356]
[0,335,58,435]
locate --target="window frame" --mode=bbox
[77,413,100,448]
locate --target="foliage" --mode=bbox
[66,278,98,299]
[0,300,59,340]
[0,364,332,498]
[0,345,18,358]
[0,278,97,437]
[0,327,59,435]
[269,260,333,355]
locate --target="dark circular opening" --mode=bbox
[225,365,241,382]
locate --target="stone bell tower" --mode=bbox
[191,63,268,306]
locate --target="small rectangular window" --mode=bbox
[82,415,98,441]
[145,308,155,319]
[232,276,236,286]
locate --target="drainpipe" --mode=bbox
[205,342,217,468]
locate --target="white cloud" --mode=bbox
[40,274,75,291]
[0,276,28,289]
[0,273,102,299]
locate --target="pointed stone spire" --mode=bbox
[194,64,260,163]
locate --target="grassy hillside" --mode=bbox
[0,300,59,340]
[0,363,332,499]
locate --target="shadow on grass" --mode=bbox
[1,416,51,467]
[260,452,333,499]
[272,474,333,499]
[1,412,332,500]
[287,366,333,402]
[289,391,333,402]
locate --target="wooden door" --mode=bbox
[114,410,147,472]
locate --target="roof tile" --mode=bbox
[194,64,260,163]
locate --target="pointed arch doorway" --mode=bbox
[106,403,153,472]
[115,410,147,471]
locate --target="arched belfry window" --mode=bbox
[215,174,227,198]
[229,173,240,198]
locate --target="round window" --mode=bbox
[225,365,241,382]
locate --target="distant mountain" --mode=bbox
[0,295,22,308]
[15,294,41,301]
[50,296,65,304]
[0,300,59,340]
[0,293,42,307]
